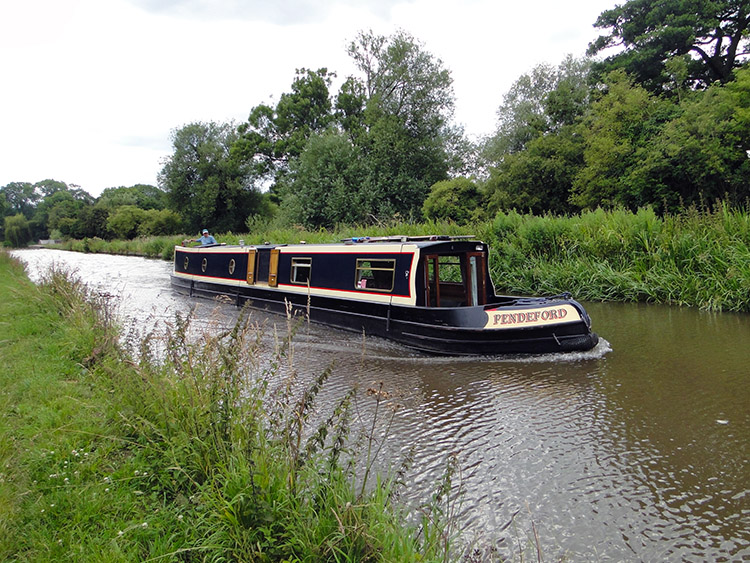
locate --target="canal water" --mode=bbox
[12,249,750,561]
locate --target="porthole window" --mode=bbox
[228,259,236,275]
[183,256,189,270]
[201,258,207,272]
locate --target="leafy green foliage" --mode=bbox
[138,208,182,236]
[3,214,32,247]
[486,125,584,215]
[97,184,167,210]
[160,121,266,233]
[106,205,147,240]
[588,0,750,91]
[280,130,371,228]
[484,56,591,160]
[231,31,457,229]
[483,58,591,213]
[423,177,484,223]
[32,187,94,239]
[488,205,750,311]
[572,67,750,211]
[233,68,336,194]
[1,182,38,219]
[348,29,454,139]
[347,30,455,220]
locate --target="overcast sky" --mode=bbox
[1,0,613,196]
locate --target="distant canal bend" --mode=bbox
[14,249,750,561]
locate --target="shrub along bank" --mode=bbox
[0,252,458,562]
[49,204,750,312]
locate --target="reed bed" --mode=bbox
[0,252,464,562]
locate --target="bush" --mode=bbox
[423,177,484,224]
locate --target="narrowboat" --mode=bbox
[170,236,599,355]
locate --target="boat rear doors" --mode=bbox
[424,251,487,307]
[247,247,280,287]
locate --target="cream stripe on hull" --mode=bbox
[171,270,417,306]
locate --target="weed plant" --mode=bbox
[0,252,461,562]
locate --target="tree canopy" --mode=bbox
[589,0,750,91]
[231,30,458,228]
[160,121,266,233]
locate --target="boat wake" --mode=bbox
[288,329,613,365]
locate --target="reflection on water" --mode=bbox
[12,249,750,561]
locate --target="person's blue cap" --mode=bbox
[202,229,208,234]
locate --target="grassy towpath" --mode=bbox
[0,251,457,562]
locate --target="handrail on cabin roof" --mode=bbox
[340,235,476,243]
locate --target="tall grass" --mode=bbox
[49,204,750,311]
[487,203,750,311]
[0,252,463,562]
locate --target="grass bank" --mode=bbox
[0,252,461,562]
[485,204,750,312]
[49,204,750,312]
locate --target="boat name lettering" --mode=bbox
[492,308,568,326]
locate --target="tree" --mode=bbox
[345,29,456,219]
[348,29,454,138]
[231,31,459,226]
[571,71,676,210]
[588,0,750,92]
[160,121,265,233]
[138,209,182,236]
[35,179,70,198]
[485,127,584,215]
[570,67,750,211]
[631,66,750,207]
[4,214,32,247]
[1,182,38,219]
[97,184,167,210]
[280,130,370,229]
[482,58,592,214]
[232,68,336,195]
[484,57,592,161]
[107,205,148,240]
[485,64,558,159]
[33,188,94,237]
[71,206,111,239]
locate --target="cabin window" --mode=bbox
[291,257,312,284]
[355,259,395,291]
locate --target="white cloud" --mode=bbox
[0,0,610,196]
[128,0,412,24]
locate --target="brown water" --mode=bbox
[13,249,750,561]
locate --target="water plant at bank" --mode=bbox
[0,252,461,561]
